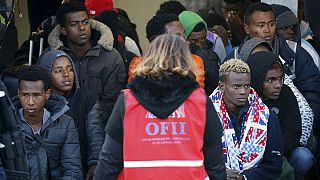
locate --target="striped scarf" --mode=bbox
[210,87,269,172]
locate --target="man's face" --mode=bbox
[61,11,91,47]
[244,11,276,44]
[277,25,295,41]
[50,56,75,95]
[263,64,283,100]
[221,1,245,20]
[18,80,50,118]
[220,72,251,112]
[187,29,206,47]
[165,21,186,39]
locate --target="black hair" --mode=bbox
[146,13,179,42]
[197,8,229,30]
[244,2,274,24]
[193,23,206,32]
[56,1,88,27]
[17,65,49,90]
[156,1,186,15]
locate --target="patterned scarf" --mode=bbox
[210,87,269,172]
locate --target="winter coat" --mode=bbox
[37,50,105,174]
[0,163,6,180]
[94,75,227,180]
[12,94,82,180]
[247,51,301,155]
[48,19,127,126]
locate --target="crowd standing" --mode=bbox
[0,0,320,180]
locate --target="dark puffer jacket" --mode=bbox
[47,19,127,126]
[13,94,82,180]
[37,50,105,174]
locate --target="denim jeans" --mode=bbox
[289,147,313,180]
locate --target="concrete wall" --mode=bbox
[15,0,167,51]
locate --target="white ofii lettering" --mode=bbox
[145,122,187,135]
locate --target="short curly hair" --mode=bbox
[156,1,186,15]
[219,59,250,82]
[146,13,179,42]
[17,65,50,90]
[56,1,88,27]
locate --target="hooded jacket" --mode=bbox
[94,75,226,179]
[37,50,105,174]
[247,51,302,155]
[229,35,320,133]
[12,94,82,179]
[47,19,126,126]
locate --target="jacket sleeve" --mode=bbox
[94,93,125,179]
[86,100,105,167]
[0,162,6,180]
[243,112,283,180]
[281,86,302,155]
[60,117,83,179]
[295,46,320,132]
[203,96,227,180]
[193,47,220,95]
[100,49,126,127]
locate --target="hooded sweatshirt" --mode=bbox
[37,50,104,175]
[247,51,301,155]
[94,75,227,179]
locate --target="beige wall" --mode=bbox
[114,0,167,52]
[14,0,30,47]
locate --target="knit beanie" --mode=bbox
[271,4,298,29]
[85,0,114,16]
[238,37,272,62]
[179,11,207,38]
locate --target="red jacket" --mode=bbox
[118,88,208,180]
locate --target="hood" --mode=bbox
[238,37,272,61]
[48,19,114,51]
[246,51,283,98]
[37,50,80,97]
[179,11,208,38]
[300,20,313,40]
[12,93,70,122]
[271,4,300,42]
[128,75,198,119]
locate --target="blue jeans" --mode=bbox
[289,147,313,180]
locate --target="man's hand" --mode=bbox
[86,165,97,180]
[226,11,246,40]
[226,169,244,180]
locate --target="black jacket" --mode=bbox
[247,51,301,156]
[47,19,127,126]
[94,75,226,180]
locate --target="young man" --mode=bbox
[128,13,206,91]
[178,11,221,94]
[242,2,320,139]
[209,59,283,179]
[247,51,313,180]
[13,65,82,179]
[271,4,320,70]
[37,50,105,179]
[49,1,126,126]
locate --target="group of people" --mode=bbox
[0,0,320,180]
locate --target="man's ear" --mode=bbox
[219,81,225,92]
[45,89,51,100]
[244,23,250,35]
[60,26,67,36]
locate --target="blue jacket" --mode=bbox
[0,163,6,180]
[12,94,83,180]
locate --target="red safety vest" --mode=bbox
[118,88,208,180]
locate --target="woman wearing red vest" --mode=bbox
[94,34,226,180]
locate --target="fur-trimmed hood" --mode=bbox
[48,19,114,51]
